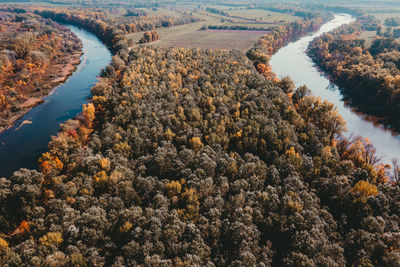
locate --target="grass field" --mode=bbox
[226,9,301,23]
[359,30,377,48]
[358,10,400,46]
[136,8,185,18]
[128,21,267,53]
[127,5,304,53]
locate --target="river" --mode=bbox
[270,14,400,162]
[0,25,111,177]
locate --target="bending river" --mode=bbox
[0,25,111,177]
[270,14,400,162]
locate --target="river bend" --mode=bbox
[0,25,111,177]
[270,14,400,162]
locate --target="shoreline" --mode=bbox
[0,50,83,135]
[307,50,400,136]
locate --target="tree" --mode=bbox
[13,32,36,59]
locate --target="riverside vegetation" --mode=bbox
[0,10,82,132]
[0,2,400,266]
[308,14,400,131]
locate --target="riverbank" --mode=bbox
[0,51,82,134]
[307,18,400,133]
[246,15,330,81]
[0,24,111,177]
[0,15,83,134]
[270,14,400,162]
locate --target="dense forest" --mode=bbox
[307,15,400,130]
[0,2,400,266]
[0,10,82,132]
[0,42,399,265]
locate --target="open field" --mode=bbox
[127,6,304,53]
[359,30,377,48]
[358,10,400,45]
[128,23,267,53]
[226,8,301,23]
[136,7,185,18]
[150,30,267,53]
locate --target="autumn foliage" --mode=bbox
[0,10,82,129]
[0,4,399,267]
[247,15,327,81]
[308,16,400,130]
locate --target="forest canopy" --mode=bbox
[0,2,400,267]
[0,45,399,266]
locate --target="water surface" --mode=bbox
[0,25,111,177]
[270,14,400,162]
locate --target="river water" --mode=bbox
[0,25,111,177]
[270,14,400,162]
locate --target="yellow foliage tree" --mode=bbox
[0,237,8,250]
[189,137,204,152]
[178,188,200,221]
[352,180,378,204]
[39,232,63,247]
[99,158,110,170]
[166,180,182,197]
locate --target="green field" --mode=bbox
[331,2,400,45]
[226,8,301,23]
[127,14,267,53]
[136,7,185,18]
[127,6,304,53]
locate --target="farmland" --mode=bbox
[321,1,400,45]
[128,5,303,52]
[128,23,269,53]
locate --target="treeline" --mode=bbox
[205,7,228,16]
[205,4,322,25]
[205,7,273,24]
[0,0,164,8]
[0,10,82,130]
[253,4,322,20]
[377,25,400,38]
[307,19,400,130]
[317,5,364,17]
[0,6,128,56]
[2,5,199,56]
[0,44,399,265]
[111,14,200,34]
[139,30,159,43]
[247,17,328,80]
[385,17,400,27]
[207,25,271,31]
[34,8,129,56]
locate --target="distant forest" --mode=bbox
[0,2,400,266]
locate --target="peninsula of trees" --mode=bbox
[0,2,400,266]
[0,44,399,267]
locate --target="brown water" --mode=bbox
[270,14,400,162]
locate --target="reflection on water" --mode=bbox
[0,25,111,177]
[270,14,400,162]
